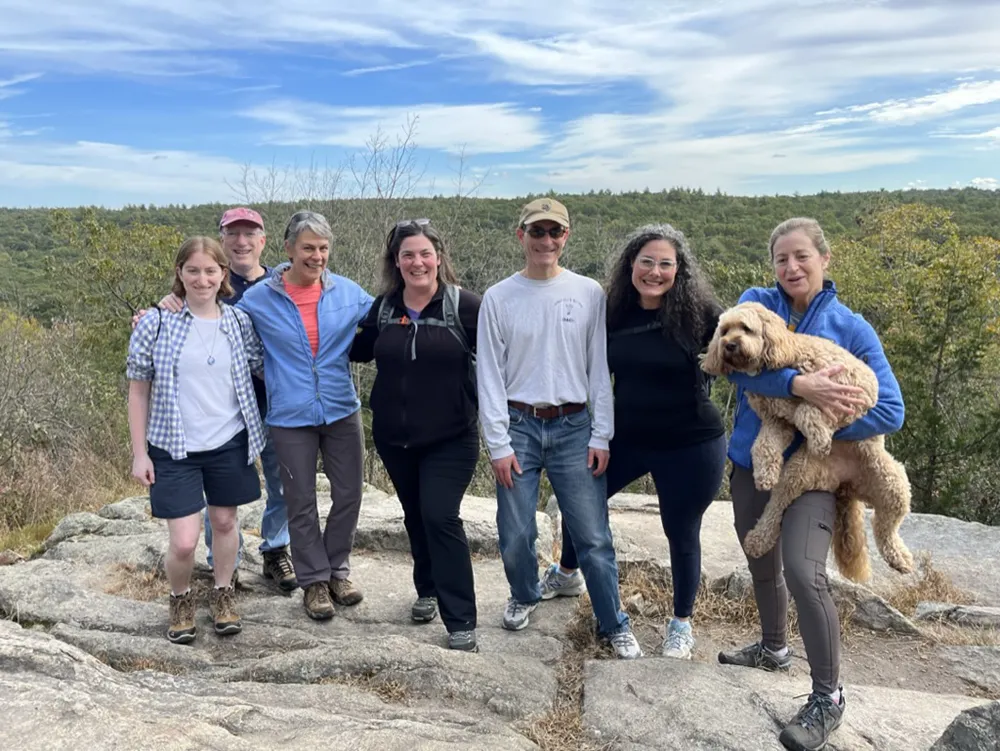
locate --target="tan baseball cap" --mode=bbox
[519,198,569,228]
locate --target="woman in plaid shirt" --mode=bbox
[126,236,266,645]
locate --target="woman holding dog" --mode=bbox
[544,224,727,659]
[718,217,904,751]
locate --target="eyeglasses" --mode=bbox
[223,229,262,239]
[635,256,677,272]
[525,225,567,239]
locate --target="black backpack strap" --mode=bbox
[376,296,402,331]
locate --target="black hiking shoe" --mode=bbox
[262,547,298,592]
[718,641,793,672]
[779,690,845,751]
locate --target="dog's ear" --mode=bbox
[700,325,729,376]
[758,309,797,370]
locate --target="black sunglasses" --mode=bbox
[525,225,567,239]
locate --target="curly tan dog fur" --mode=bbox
[702,301,913,582]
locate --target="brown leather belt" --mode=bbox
[508,401,587,419]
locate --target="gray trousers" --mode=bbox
[731,464,841,695]
[269,410,364,588]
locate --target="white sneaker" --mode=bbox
[605,625,643,659]
[539,563,586,600]
[502,598,539,631]
[661,619,695,659]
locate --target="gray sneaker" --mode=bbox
[660,619,695,659]
[779,690,845,751]
[502,598,538,631]
[718,641,793,671]
[411,596,438,623]
[603,625,643,659]
[447,629,479,652]
[539,563,586,600]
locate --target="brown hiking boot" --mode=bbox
[329,577,363,606]
[303,581,335,620]
[209,586,242,636]
[167,590,197,644]
[262,547,298,592]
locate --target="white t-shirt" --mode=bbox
[177,314,245,452]
[476,269,614,460]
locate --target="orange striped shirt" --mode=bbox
[284,278,322,356]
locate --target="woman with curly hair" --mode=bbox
[541,224,727,659]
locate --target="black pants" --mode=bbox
[560,435,726,618]
[375,427,479,632]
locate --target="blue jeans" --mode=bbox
[496,405,628,636]
[206,429,289,567]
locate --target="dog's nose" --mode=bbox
[724,342,738,353]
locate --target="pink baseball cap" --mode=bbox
[219,207,265,230]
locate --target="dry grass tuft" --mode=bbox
[104,563,170,601]
[519,643,619,751]
[880,552,975,616]
[319,670,410,704]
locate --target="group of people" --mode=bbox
[126,197,904,751]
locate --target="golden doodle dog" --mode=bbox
[702,301,913,582]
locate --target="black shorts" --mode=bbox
[147,430,261,520]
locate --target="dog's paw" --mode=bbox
[754,464,780,491]
[743,528,776,559]
[885,544,914,575]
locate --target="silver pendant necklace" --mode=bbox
[190,307,221,365]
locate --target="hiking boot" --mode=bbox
[602,625,643,660]
[209,586,242,636]
[448,630,479,652]
[262,547,298,592]
[501,598,538,631]
[718,641,793,672]
[661,618,695,659]
[539,563,586,600]
[303,581,335,620]
[411,596,438,623]
[329,578,364,606]
[778,690,845,751]
[167,590,197,644]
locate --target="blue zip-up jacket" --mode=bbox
[237,262,374,429]
[727,280,904,469]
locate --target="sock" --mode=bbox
[171,588,191,598]
[557,565,576,576]
[670,618,692,631]
[765,644,789,658]
[827,688,842,704]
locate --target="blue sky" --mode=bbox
[1,0,999,207]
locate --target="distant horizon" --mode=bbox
[1,1,998,208]
[2,183,995,213]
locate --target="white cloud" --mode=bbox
[0,140,243,203]
[829,81,1000,125]
[242,100,546,155]
[970,177,999,190]
[0,71,42,99]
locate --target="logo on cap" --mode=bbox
[541,201,551,211]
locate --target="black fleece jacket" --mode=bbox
[349,285,480,449]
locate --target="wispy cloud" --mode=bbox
[343,59,436,76]
[0,71,42,100]
[971,177,999,190]
[823,81,1000,125]
[242,99,546,155]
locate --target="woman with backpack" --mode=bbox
[349,219,481,652]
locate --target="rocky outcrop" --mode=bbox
[2,482,999,750]
[930,701,1000,751]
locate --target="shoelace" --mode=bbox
[276,555,295,577]
[793,694,836,729]
[665,628,689,652]
[506,600,530,619]
[610,631,637,651]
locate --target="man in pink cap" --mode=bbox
[202,207,297,592]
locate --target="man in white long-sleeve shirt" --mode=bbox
[477,198,641,659]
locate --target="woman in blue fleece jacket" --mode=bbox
[718,218,904,751]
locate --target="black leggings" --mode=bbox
[560,435,726,618]
[375,427,479,632]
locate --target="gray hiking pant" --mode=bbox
[731,464,841,695]
[269,410,364,589]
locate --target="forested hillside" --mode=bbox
[1,187,1000,551]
